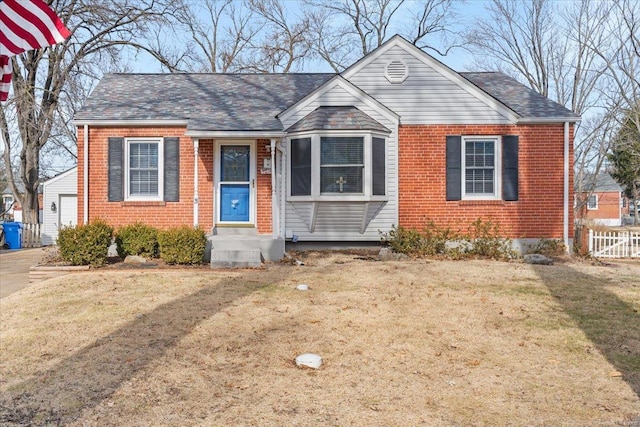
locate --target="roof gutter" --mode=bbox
[73,120,189,127]
[184,130,285,138]
[517,117,581,124]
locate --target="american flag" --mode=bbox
[0,0,71,101]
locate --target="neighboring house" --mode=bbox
[576,173,626,227]
[1,184,43,223]
[74,35,580,264]
[1,187,15,220]
[42,167,78,245]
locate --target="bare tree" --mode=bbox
[0,0,179,223]
[405,0,462,56]
[308,0,384,72]
[246,0,313,73]
[463,0,636,221]
[163,0,263,73]
[305,0,462,72]
[464,0,555,97]
[309,0,404,63]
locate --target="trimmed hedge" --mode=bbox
[57,220,114,266]
[158,226,207,265]
[115,222,159,259]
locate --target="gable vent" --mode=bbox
[385,60,408,83]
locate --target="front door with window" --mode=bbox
[216,142,255,224]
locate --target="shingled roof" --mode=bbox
[75,73,335,132]
[76,69,578,131]
[577,173,623,193]
[461,72,579,120]
[286,106,391,133]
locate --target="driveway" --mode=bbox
[0,248,44,298]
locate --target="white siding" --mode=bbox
[286,201,392,241]
[42,168,78,245]
[346,45,512,124]
[282,82,398,241]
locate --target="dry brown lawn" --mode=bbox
[1,252,639,426]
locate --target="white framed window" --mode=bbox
[125,137,163,201]
[288,132,386,200]
[461,136,501,200]
[320,136,364,194]
[587,194,598,210]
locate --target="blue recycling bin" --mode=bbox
[2,222,22,249]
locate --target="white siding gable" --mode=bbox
[42,167,78,246]
[342,37,518,125]
[281,79,399,241]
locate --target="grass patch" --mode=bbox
[0,254,638,426]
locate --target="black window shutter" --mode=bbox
[291,138,312,196]
[372,137,386,196]
[164,137,180,202]
[446,136,462,201]
[108,137,124,202]
[502,135,519,201]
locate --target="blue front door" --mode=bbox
[219,145,251,222]
[220,184,250,221]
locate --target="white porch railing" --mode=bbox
[588,229,640,258]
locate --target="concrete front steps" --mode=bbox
[208,227,285,269]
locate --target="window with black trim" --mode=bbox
[288,133,386,199]
[108,136,180,203]
[446,135,518,202]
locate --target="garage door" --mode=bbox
[59,195,77,228]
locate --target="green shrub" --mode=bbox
[526,238,565,257]
[381,219,517,261]
[381,226,424,256]
[464,218,518,260]
[115,222,159,259]
[158,226,207,265]
[57,220,114,266]
[381,223,455,257]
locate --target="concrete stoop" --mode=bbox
[210,248,262,268]
[208,233,285,269]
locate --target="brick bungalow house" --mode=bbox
[74,35,580,266]
[576,173,626,226]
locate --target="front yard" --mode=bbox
[1,253,639,425]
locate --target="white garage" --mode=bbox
[42,167,77,246]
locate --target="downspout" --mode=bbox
[270,138,277,239]
[83,124,88,224]
[193,139,199,228]
[564,121,570,252]
[277,139,286,239]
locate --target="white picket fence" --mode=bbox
[21,223,42,248]
[588,229,640,258]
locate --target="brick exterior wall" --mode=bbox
[256,139,273,234]
[77,127,273,234]
[577,191,622,222]
[398,124,574,239]
[79,123,574,240]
